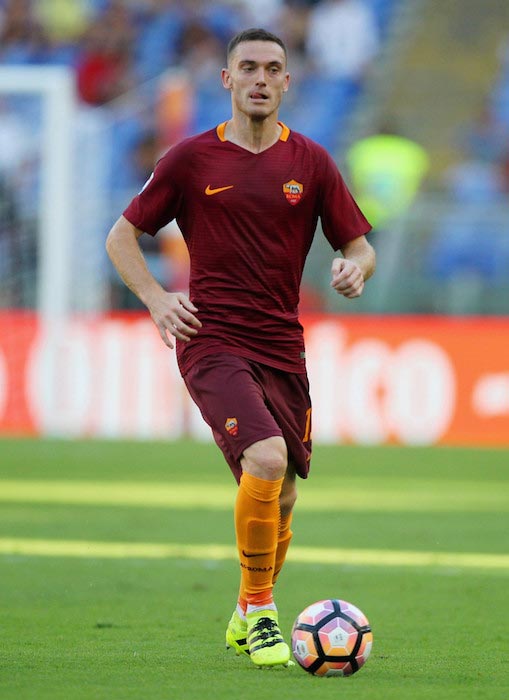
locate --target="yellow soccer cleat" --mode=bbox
[246,610,291,668]
[225,610,250,657]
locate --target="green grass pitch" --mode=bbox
[1,438,508,699]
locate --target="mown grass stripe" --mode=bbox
[0,480,507,512]
[1,537,508,571]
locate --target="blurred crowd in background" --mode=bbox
[0,0,383,102]
[0,0,388,168]
[1,0,508,314]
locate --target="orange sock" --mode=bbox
[235,472,283,604]
[237,509,294,609]
[273,511,293,585]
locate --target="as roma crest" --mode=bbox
[283,179,303,205]
[225,417,239,437]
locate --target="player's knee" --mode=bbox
[241,436,287,480]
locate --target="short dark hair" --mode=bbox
[227,28,287,63]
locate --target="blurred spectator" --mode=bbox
[234,0,284,28]
[185,0,242,44]
[0,0,51,64]
[277,1,313,76]
[446,95,508,203]
[0,173,36,308]
[135,0,242,82]
[462,102,507,164]
[425,197,509,315]
[443,159,505,204]
[306,0,379,81]
[75,2,136,105]
[346,124,429,230]
[490,36,509,193]
[156,71,195,146]
[490,34,509,129]
[500,148,509,194]
[176,19,224,80]
[0,175,20,305]
[426,114,507,309]
[131,130,161,184]
[135,0,184,81]
[34,0,91,44]
[422,34,509,313]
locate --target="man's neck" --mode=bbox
[225,114,282,154]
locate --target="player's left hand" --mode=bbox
[330,257,365,298]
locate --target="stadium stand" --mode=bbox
[1,0,507,314]
[0,0,394,158]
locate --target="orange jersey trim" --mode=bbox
[278,121,291,142]
[216,121,291,143]
[216,121,228,142]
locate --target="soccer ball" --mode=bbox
[291,598,373,677]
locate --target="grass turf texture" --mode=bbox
[0,439,508,700]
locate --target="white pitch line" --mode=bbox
[0,537,508,571]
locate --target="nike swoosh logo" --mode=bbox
[205,184,234,195]
[242,550,270,558]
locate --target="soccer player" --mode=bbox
[106,28,375,668]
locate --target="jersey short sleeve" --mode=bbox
[122,144,186,236]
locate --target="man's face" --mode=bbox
[222,40,290,121]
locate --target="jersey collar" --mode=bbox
[216,121,290,143]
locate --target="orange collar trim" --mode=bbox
[278,121,291,142]
[216,121,228,142]
[216,121,291,143]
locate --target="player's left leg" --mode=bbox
[273,466,297,586]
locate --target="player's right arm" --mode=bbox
[106,215,201,349]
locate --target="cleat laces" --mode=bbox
[248,617,285,653]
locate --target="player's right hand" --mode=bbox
[147,291,202,349]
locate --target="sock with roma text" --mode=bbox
[234,472,283,613]
[237,509,293,610]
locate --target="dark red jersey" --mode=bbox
[123,121,371,375]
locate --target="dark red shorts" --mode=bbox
[183,353,312,483]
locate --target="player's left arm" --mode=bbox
[331,235,376,298]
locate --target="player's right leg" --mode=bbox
[246,608,290,668]
[227,465,297,657]
[235,437,291,667]
[226,487,295,659]
[183,355,291,665]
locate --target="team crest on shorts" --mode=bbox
[225,417,239,437]
[283,179,303,205]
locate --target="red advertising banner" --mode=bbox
[1,312,508,446]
